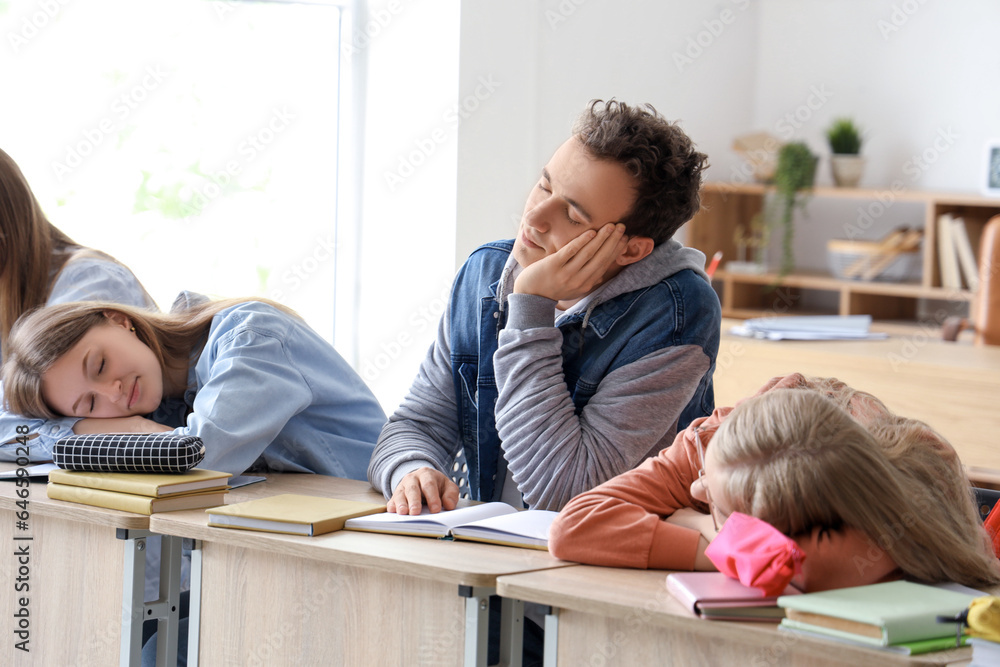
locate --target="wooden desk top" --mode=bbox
[149,473,572,587]
[0,462,149,530]
[714,319,1000,475]
[497,566,972,666]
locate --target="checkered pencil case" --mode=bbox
[53,433,205,473]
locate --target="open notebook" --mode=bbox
[343,502,557,550]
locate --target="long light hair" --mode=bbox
[2,298,299,419]
[712,388,1000,588]
[0,147,148,353]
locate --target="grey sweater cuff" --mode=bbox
[389,459,437,495]
[505,293,557,330]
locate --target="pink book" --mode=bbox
[666,572,801,622]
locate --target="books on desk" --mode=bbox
[343,502,558,551]
[777,580,975,654]
[46,468,231,515]
[207,494,387,537]
[729,315,889,341]
[666,572,800,621]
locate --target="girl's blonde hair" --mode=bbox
[0,147,148,352]
[713,388,1000,588]
[2,298,299,419]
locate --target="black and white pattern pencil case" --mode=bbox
[53,433,205,473]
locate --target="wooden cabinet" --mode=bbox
[685,182,1000,321]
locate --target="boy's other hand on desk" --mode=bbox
[388,466,459,515]
[514,223,627,303]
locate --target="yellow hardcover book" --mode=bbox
[47,483,228,515]
[206,494,387,536]
[48,468,232,497]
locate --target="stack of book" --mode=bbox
[666,571,800,621]
[777,580,976,655]
[47,468,231,515]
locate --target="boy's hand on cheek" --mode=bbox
[514,223,627,302]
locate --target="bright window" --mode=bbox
[1,0,355,341]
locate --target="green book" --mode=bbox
[777,581,976,648]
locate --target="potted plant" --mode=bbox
[770,141,818,276]
[827,117,865,188]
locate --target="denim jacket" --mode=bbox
[370,238,721,510]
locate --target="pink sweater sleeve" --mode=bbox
[549,409,728,570]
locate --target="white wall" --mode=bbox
[455,0,762,262]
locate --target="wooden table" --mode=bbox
[0,462,183,667]
[713,319,1000,481]
[148,473,572,666]
[497,566,974,667]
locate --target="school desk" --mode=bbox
[147,473,572,666]
[496,565,977,667]
[0,462,184,667]
[712,319,1000,481]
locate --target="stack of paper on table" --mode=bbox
[47,468,231,515]
[777,580,976,655]
[729,315,889,341]
[207,494,386,537]
[343,502,557,550]
[666,571,800,621]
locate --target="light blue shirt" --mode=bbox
[149,301,386,478]
[0,256,157,459]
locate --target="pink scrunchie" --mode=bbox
[704,512,806,596]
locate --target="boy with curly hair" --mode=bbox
[369,99,721,515]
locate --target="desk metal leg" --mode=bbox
[543,607,559,667]
[119,530,148,667]
[458,586,524,667]
[117,530,182,667]
[460,585,492,667]
[186,538,203,667]
[498,597,523,667]
[148,536,181,667]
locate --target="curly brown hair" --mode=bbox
[574,99,708,245]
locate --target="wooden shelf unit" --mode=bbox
[686,182,1000,320]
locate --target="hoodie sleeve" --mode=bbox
[367,306,462,498]
[493,294,713,511]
